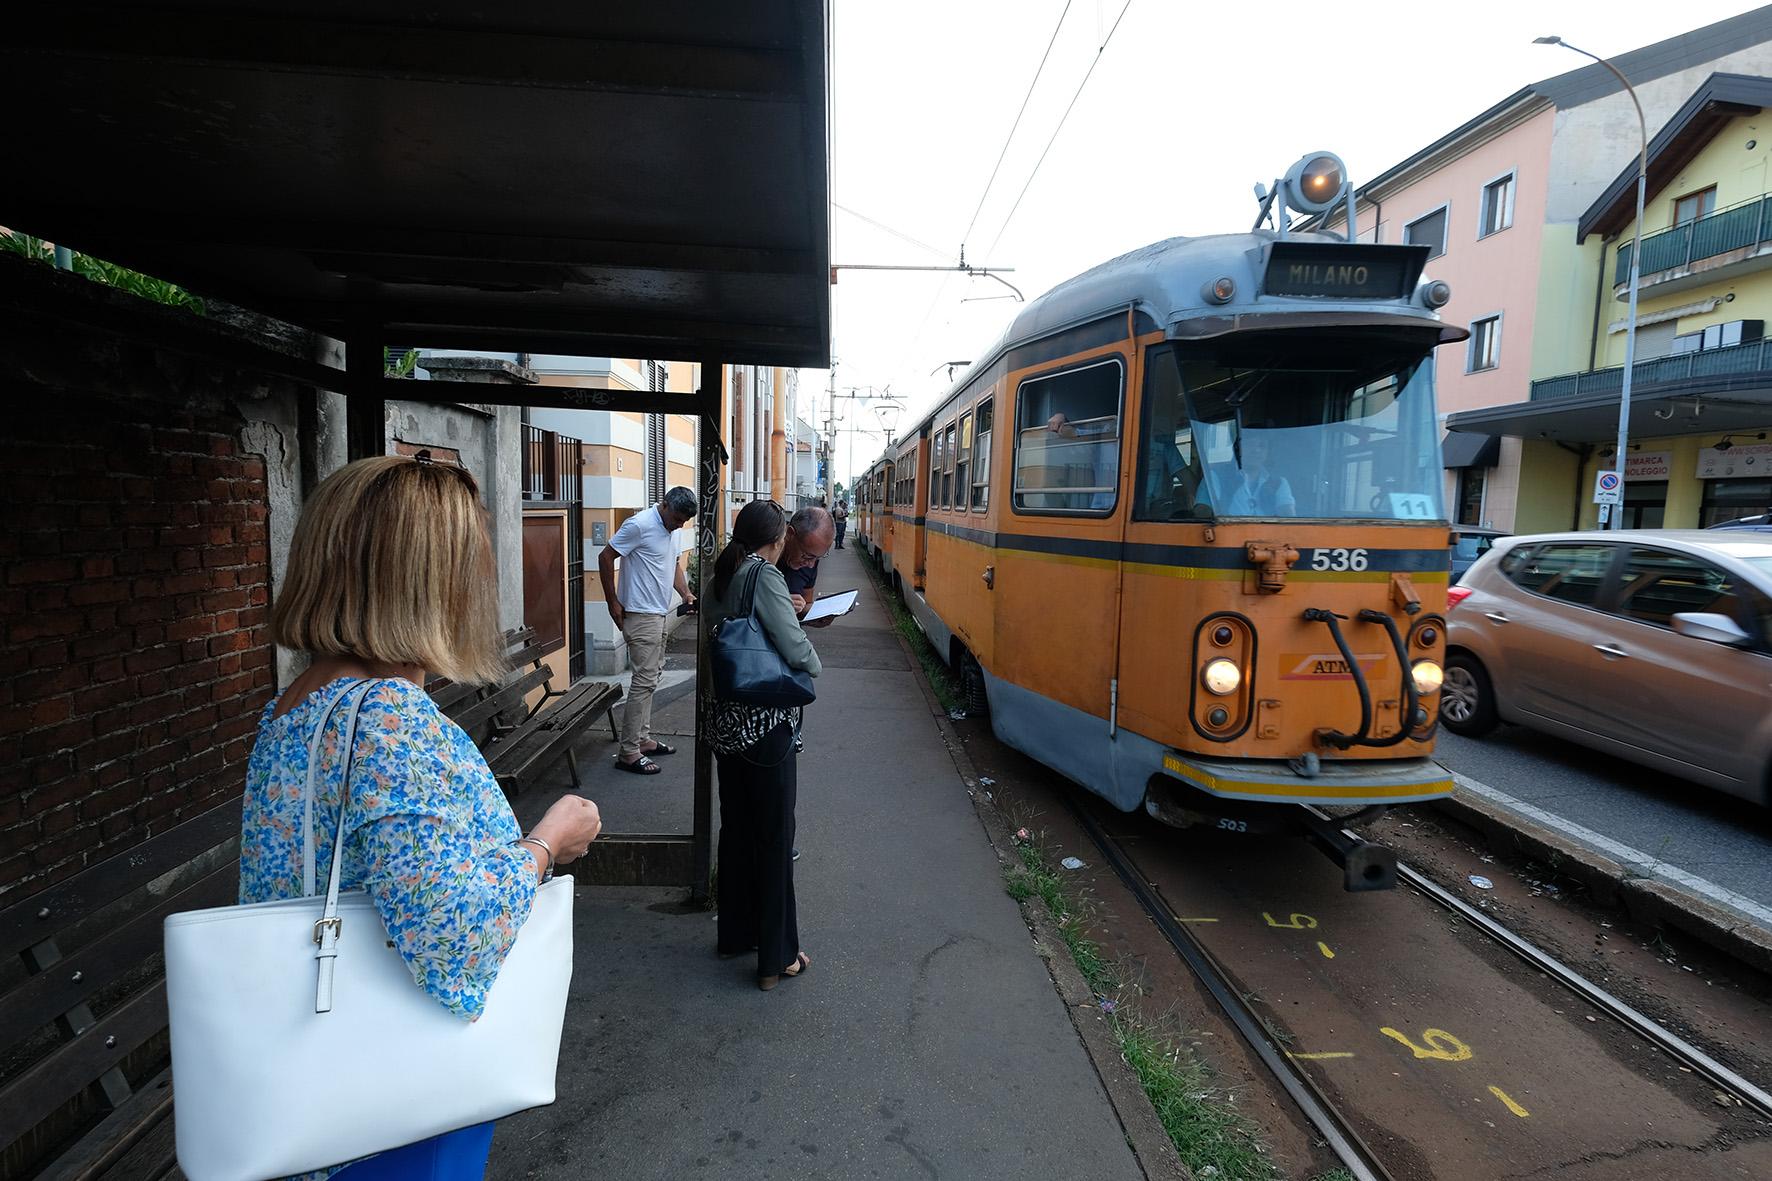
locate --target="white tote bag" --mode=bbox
[165,679,574,1181]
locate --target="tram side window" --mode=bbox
[1013,360,1123,513]
[943,423,958,509]
[932,430,946,509]
[955,413,972,511]
[1134,345,1206,521]
[972,398,993,510]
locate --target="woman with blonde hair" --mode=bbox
[241,454,602,1179]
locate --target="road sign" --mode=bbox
[1593,470,1623,506]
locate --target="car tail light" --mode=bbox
[1446,586,1473,609]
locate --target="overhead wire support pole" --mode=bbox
[830,262,1024,303]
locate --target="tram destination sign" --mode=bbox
[1262,242,1430,300]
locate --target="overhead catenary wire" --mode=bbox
[984,0,1134,259]
[959,0,1075,249]
[832,202,953,260]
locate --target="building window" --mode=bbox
[1013,358,1124,514]
[972,398,993,510]
[1673,186,1717,226]
[1701,477,1772,527]
[1455,466,1486,526]
[1405,206,1448,259]
[1621,480,1666,530]
[1479,172,1515,238]
[1468,315,1501,372]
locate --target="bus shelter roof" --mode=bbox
[1,2,831,381]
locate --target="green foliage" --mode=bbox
[385,347,420,378]
[1005,831,1281,1181]
[1,231,204,312]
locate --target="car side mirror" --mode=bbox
[1670,612,1753,646]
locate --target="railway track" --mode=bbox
[1063,794,1772,1181]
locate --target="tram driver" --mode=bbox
[1225,435,1297,517]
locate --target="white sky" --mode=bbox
[813,0,1768,485]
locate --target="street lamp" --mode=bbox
[1537,34,1647,530]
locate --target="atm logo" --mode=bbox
[1280,652,1389,681]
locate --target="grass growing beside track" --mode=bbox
[1004,829,1284,1181]
[855,548,963,714]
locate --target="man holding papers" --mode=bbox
[777,505,836,628]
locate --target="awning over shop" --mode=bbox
[1446,386,1772,443]
[1441,431,1500,468]
[1,2,831,373]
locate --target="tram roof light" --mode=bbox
[1281,151,1348,216]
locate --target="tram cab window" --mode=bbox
[972,398,993,510]
[1151,328,1445,522]
[1013,359,1123,514]
[1135,346,1207,521]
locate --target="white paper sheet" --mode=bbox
[802,589,858,623]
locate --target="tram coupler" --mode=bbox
[1296,806,1397,892]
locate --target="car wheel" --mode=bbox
[1440,654,1498,738]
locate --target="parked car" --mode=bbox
[1449,526,1508,584]
[1707,513,1772,533]
[1444,530,1772,804]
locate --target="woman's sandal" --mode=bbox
[757,951,811,992]
[614,756,662,775]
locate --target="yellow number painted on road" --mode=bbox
[1488,1085,1530,1117]
[1262,912,1319,930]
[1379,1027,1473,1062]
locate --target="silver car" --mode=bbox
[1444,530,1772,803]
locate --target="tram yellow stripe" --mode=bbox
[1161,755,1450,800]
[929,535,1448,584]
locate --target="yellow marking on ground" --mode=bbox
[1380,1027,1473,1062]
[1488,1086,1530,1117]
[1174,916,1219,923]
[1262,912,1319,930]
[1318,941,1335,959]
[1288,1051,1356,1061]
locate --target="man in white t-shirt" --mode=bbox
[598,486,698,774]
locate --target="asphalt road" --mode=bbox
[1435,725,1772,923]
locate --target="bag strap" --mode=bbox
[300,677,378,1014]
[300,678,369,896]
[738,556,766,619]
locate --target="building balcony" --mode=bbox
[1614,193,1772,297]
[1530,336,1772,401]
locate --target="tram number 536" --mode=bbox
[1307,547,1368,572]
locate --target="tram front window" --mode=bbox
[1136,329,1446,522]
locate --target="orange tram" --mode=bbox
[855,155,1466,890]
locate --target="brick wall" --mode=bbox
[0,397,273,900]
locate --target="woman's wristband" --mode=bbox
[517,834,555,882]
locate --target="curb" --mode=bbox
[859,556,1191,1181]
[1431,790,1772,977]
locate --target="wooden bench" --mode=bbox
[433,627,623,796]
[1,801,240,1181]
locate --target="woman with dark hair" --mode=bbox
[705,500,821,989]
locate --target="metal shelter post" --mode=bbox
[691,357,726,905]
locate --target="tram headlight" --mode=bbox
[1202,658,1242,696]
[1282,151,1348,215]
[1411,659,1444,695]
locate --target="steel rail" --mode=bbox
[1065,797,1395,1181]
[1391,857,1772,1120]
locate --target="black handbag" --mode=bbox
[709,560,817,707]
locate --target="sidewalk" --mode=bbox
[500,545,1148,1179]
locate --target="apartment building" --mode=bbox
[1315,6,1772,531]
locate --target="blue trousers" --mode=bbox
[332,1122,495,1181]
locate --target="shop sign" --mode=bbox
[1625,450,1672,480]
[1696,443,1772,480]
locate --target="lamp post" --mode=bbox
[1537,35,1647,530]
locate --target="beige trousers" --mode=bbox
[619,612,668,759]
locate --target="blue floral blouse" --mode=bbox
[238,676,539,1023]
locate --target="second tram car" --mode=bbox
[857,155,1463,889]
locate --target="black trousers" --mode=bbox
[715,722,799,978]
[834,518,847,546]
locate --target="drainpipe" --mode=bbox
[770,366,788,506]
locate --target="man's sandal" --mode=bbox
[614,756,662,775]
[643,741,677,756]
[758,951,811,991]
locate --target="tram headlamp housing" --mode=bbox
[1422,279,1452,309]
[1282,152,1348,215]
[1202,658,1242,696]
[1202,276,1236,305]
[1411,659,1444,695]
